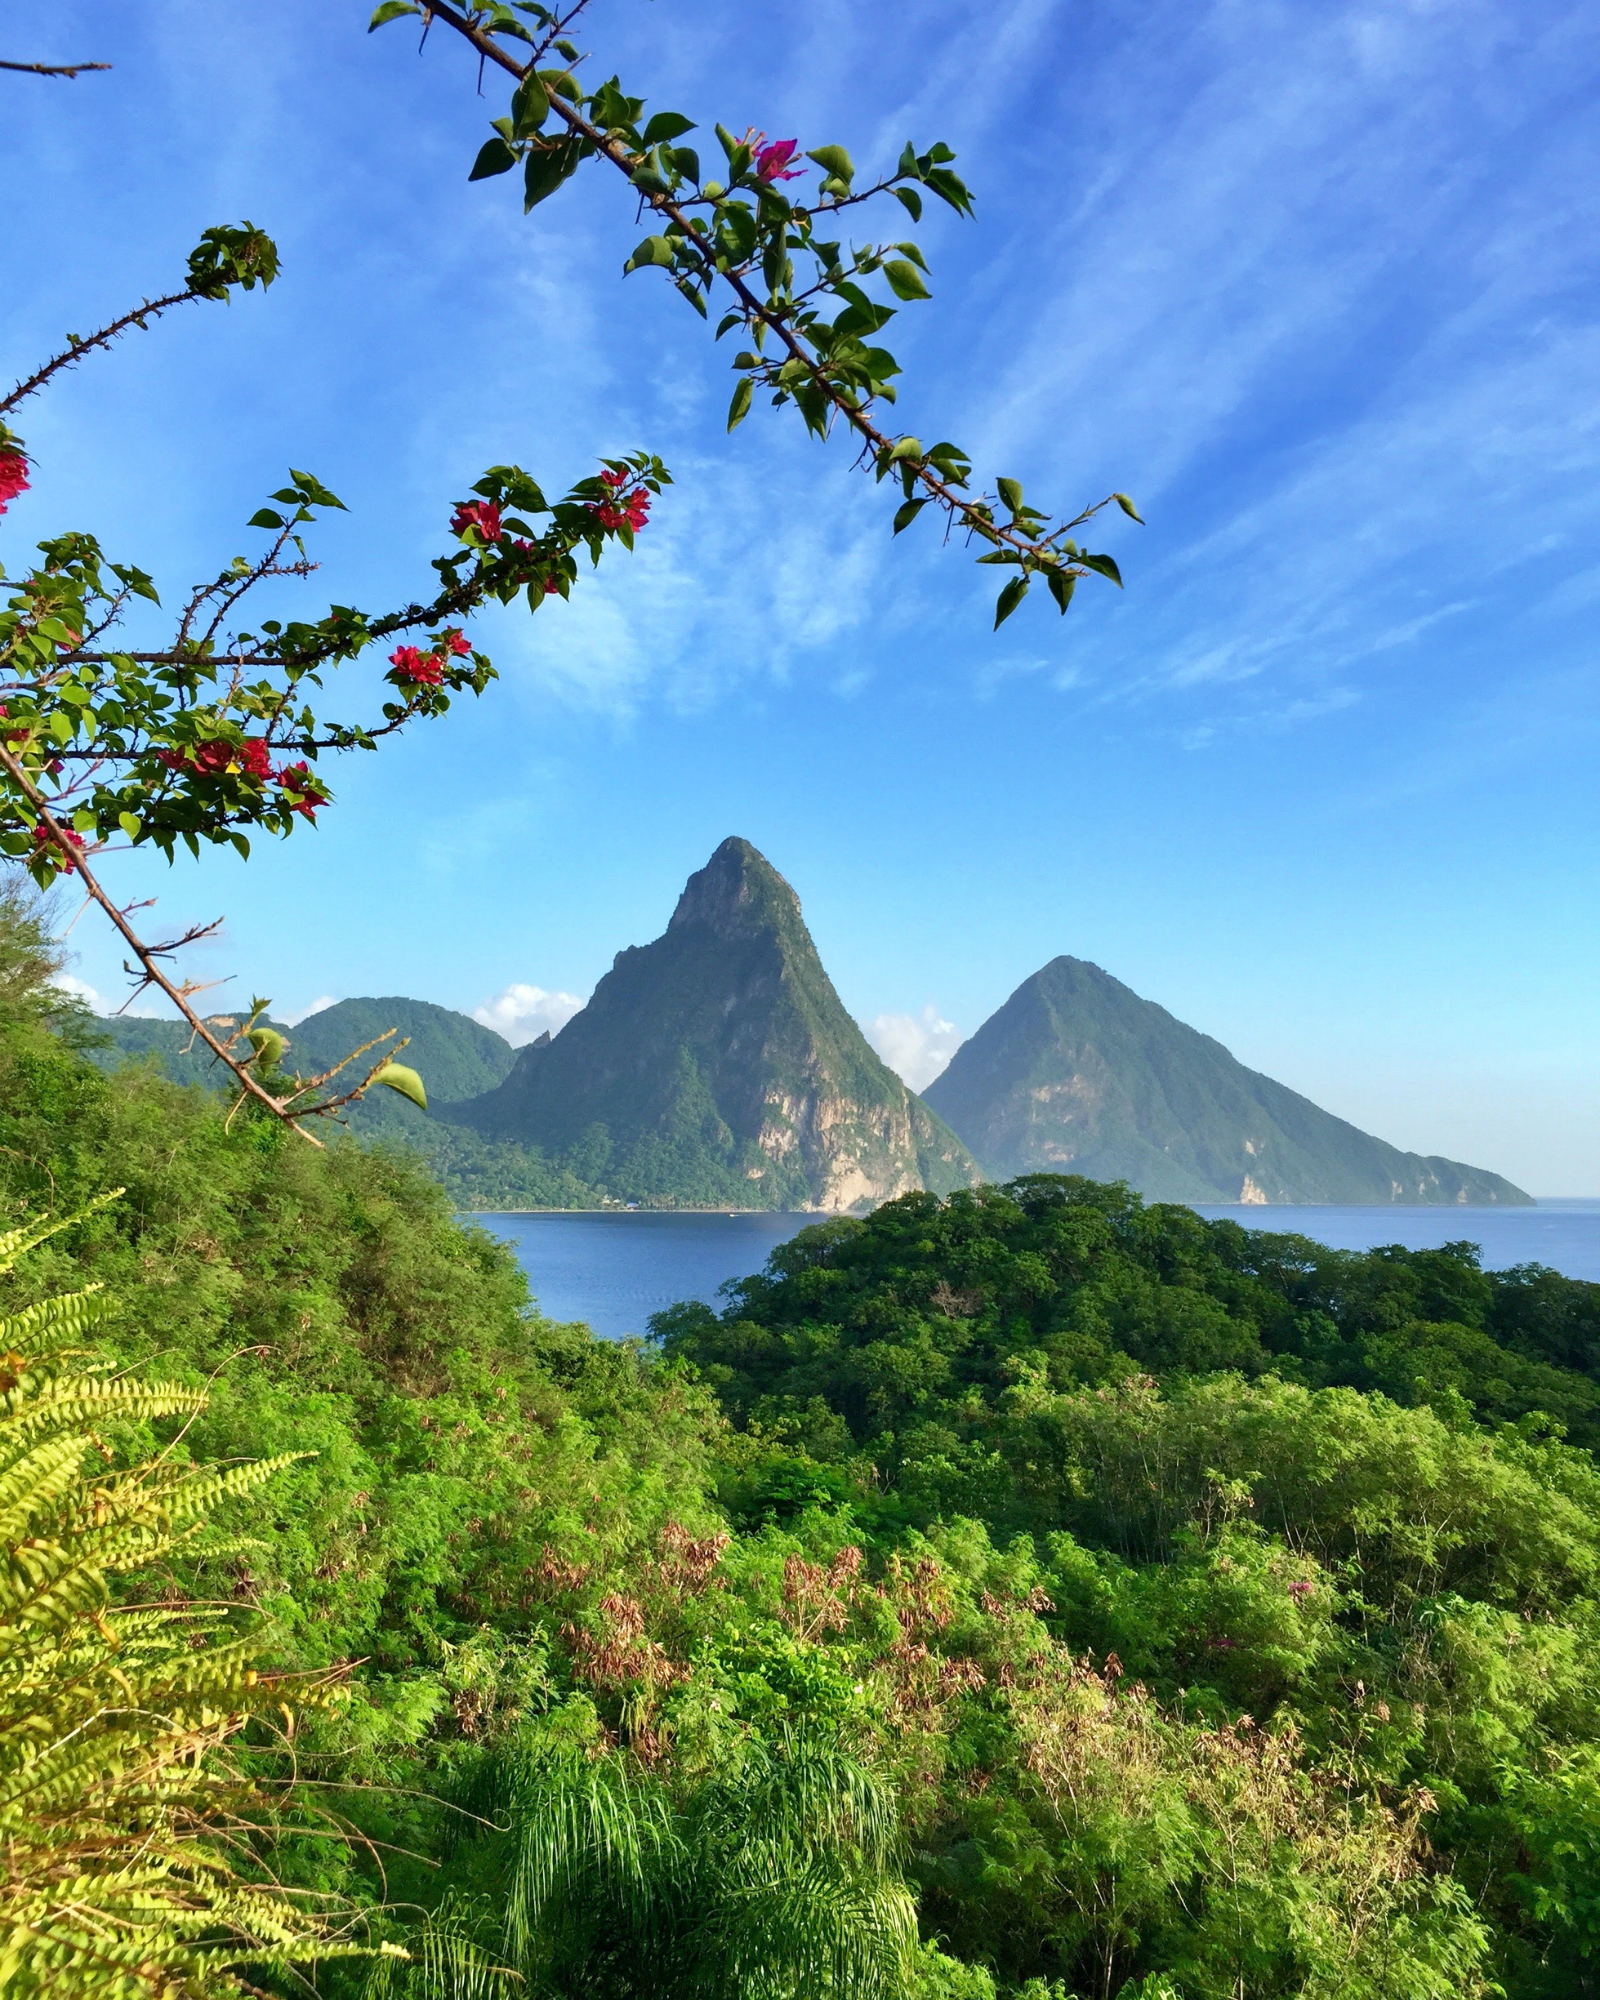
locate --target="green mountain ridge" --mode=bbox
[445,837,977,1210]
[925,953,1531,1205]
[86,999,603,1209]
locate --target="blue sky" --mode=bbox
[5,0,1600,1191]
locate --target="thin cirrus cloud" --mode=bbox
[947,0,1600,727]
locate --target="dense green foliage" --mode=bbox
[7,887,1600,1997]
[659,1178,1600,1995]
[925,955,1531,1205]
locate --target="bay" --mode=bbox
[480,1199,1600,1340]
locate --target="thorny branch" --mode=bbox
[4,288,219,419]
[415,0,1131,599]
[0,60,111,80]
[0,740,410,1142]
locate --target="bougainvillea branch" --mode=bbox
[0,223,665,1133]
[0,59,111,79]
[379,0,1141,628]
[2,226,278,418]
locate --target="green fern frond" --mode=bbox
[0,1200,370,1997]
[0,1189,125,1276]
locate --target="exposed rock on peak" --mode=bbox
[668,836,802,940]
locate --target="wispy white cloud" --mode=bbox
[865,1003,964,1091]
[474,982,587,1047]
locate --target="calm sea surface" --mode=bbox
[479,1200,1600,1341]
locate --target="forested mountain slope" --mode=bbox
[448,837,977,1209]
[927,954,1530,1204]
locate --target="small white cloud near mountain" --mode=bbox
[282,995,337,1025]
[866,1004,964,1092]
[474,982,587,1047]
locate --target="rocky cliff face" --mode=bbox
[925,955,1531,1206]
[447,838,976,1210]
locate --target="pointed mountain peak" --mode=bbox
[668,836,802,941]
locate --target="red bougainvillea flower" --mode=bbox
[388,644,444,688]
[587,482,652,535]
[276,762,321,820]
[754,137,803,182]
[445,629,472,656]
[450,499,503,543]
[31,823,84,870]
[155,736,275,780]
[0,448,29,515]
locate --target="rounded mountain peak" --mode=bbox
[668,837,803,940]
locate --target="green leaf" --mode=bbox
[286,470,346,508]
[624,234,676,273]
[524,136,581,210]
[997,478,1024,516]
[1076,551,1123,587]
[892,498,929,534]
[1047,570,1077,614]
[892,185,923,222]
[994,576,1029,627]
[247,509,286,531]
[889,436,923,463]
[469,136,519,182]
[117,813,141,840]
[806,144,855,185]
[511,75,550,135]
[367,0,419,27]
[671,146,701,183]
[893,241,928,271]
[247,1027,286,1069]
[1114,491,1144,524]
[373,1061,427,1110]
[727,378,754,431]
[883,259,931,302]
[643,111,696,144]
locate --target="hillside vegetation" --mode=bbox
[4,889,1597,1996]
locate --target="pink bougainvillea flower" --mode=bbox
[238,737,274,781]
[0,448,30,515]
[450,499,503,543]
[754,138,803,182]
[388,644,444,687]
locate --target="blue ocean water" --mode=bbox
[479,1200,1600,1341]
